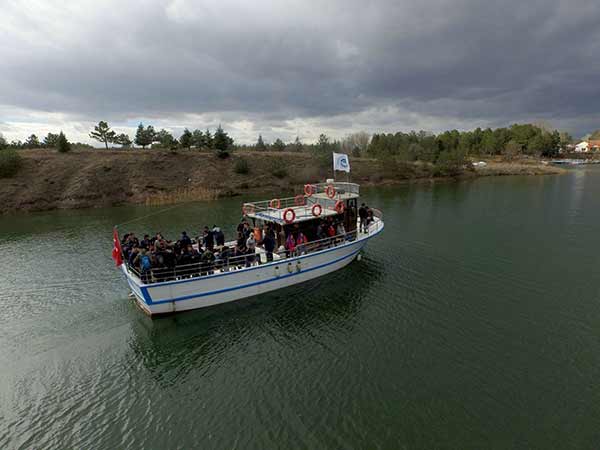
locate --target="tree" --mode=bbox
[292,136,303,152]
[153,129,175,148]
[272,138,285,152]
[213,125,233,158]
[24,134,40,148]
[504,140,521,161]
[43,133,59,148]
[192,129,205,148]
[559,131,573,149]
[180,128,193,149]
[114,133,132,148]
[342,131,370,156]
[204,129,213,148]
[134,123,154,149]
[56,131,71,153]
[589,129,600,140]
[256,134,267,151]
[89,121,116,149]
[0,133,6,150]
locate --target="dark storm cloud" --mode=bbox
[1,0,599,141]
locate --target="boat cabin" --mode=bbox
[242,181,360,247]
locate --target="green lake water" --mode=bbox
[2,168,600,449]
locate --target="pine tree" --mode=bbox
[256,134,267,151]
[205,129,213,148]
[89,121,116,149]
[43,133,59,148]
[25,134,40,148]
[56,131,71,153]
[114,133,132,148]
[272,138,285,152]
[135,123,153,149]
[192,129,204,148]
[213,125,233,158]
[180,128,193,149]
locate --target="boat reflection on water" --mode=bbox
[128,256,383,385]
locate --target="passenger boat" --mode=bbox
[118,181,384,315]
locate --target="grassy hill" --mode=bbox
[0,148,562,214]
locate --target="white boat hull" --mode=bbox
[122,219,383,315]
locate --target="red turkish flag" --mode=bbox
[112,228,123,267]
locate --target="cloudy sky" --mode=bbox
[1,0,599,144]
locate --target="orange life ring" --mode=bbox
[312,204,322,217]
[304,184,314,197]
[334,200,345,214]
[325,185,336,199]
[283,208,296,224]
[294,195,306,206]
[242,203,255,216]
[269,198,281,209]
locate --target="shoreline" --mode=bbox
[0,149,565,215]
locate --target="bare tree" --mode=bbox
[341,131,371,156]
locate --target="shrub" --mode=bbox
[270,159,288,178]
[0,149,23,178]
[234,158,250,174]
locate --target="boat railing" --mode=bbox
[312,182,360,197]
[126,229,360,284]
[243,196,303,215]
[371,208,383,220]
[242,182,360,215]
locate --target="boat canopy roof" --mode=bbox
[243,182,360,225]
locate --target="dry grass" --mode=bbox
[144,186,221,206]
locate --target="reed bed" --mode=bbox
[144,186,221,206]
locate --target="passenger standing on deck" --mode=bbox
[213,226,225,247]
[245,233,257,266]
[242,221,252,239]
[285,232,296,257]
[263,230,275,262]
[358,203,368,233]
[296,231,308,255]
[203,226,214,251]
[134,249,152,283]
[336,222,346,241]
[180,231,192,247]
[366,207,374,231]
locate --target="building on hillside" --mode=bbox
[588,140,600,151]
[574,141,589,152]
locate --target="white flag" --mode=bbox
[333,152,351,173]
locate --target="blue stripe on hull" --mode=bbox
[150,247,361,305]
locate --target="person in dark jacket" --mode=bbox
[213,226,225,246]
[180,231,192,247]
[263,231,275,262]
[202,226,214,251]
[358,203,368,233]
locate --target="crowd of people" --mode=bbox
[121,210,372,283]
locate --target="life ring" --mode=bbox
[334,200,345,214]
[242,203,255,216]
[294,195,306,206]
[269,198,281,209]
[304,184,314,197]
[312,204,322,217]
[325,184,336,199]
[283,208,296,224]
